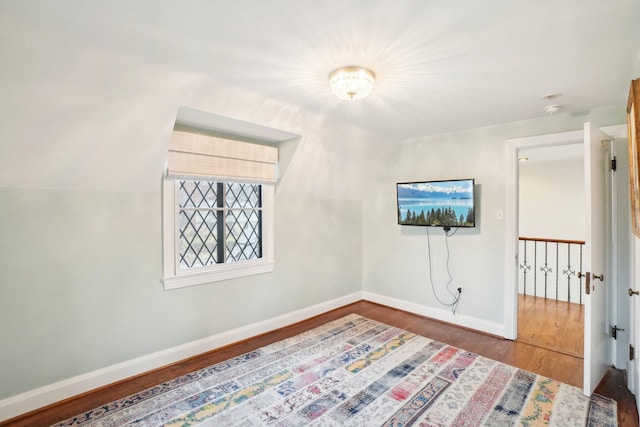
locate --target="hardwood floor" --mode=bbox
[517,293,584,358]
[2,300,638,426]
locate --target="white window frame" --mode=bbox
[162,178,275,290]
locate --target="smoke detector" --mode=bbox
[544,104,562,115]
[542,92,562,100]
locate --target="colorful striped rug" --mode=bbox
[55,314,616,426]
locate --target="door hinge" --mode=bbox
[611,156,617,171]
[630,344,635,361]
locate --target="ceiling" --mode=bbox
[1,0,639,142]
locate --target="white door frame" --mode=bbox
[504,130,584,340]
[504,125,626,339]
[611,138,631,371]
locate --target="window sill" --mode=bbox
[162,261,275,290]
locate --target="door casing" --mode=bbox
[504,124,628,393]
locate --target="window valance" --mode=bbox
[166,130,278,183]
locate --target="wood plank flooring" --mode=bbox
[517,293,584,358]
[2,300,637,426]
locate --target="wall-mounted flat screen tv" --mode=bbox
[397,178,475,227]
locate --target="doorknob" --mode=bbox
[593,274,604,281]
[578,272,589,279]
[629,288,639,297]
[612,325,626,339]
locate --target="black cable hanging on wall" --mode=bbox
[426,227,462,314]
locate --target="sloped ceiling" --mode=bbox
[0,1,639,190]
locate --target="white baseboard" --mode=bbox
[1,290,504,422]
[362,291,506,337]
[0,291,363,422]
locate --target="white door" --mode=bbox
[583,122,612,394]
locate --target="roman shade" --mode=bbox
[166,129,278,183]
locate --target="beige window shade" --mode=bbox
[166,130,278,183]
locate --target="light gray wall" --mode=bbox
[0,98,625,401]
[0,188,365,399]
[0,78,626,403]
[0,79,383,399]
[0,0,635,409]
[519,157,585,241]
[362,105,625,326]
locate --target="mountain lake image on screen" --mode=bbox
[396,178,475,227]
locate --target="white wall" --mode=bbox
[519,157,585,241]
[0,84,625,417]
[517,156,585,302]
[0,0,636,418]
[0,0,399,410]
[361,107,625,335]
[0,15,630,414]
[0,76,387,405]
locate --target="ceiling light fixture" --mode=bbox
[329,66,375,100]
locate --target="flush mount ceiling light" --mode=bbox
[329,66,375,100]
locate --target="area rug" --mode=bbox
[54,314,616,426]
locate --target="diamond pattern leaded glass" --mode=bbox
[179,181,218,209]
[177,180,262,271]
[226,182,260,208]
[179,209,218,268]
[226,209,262,262]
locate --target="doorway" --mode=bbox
[505,124,629,395]
[516,143,585,358]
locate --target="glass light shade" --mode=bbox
[329,66,375,100]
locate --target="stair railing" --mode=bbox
[518,237,585,304]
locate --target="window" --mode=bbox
[177,180,263,269]
[162,128,276,290]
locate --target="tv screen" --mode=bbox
[397,178,475,227]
